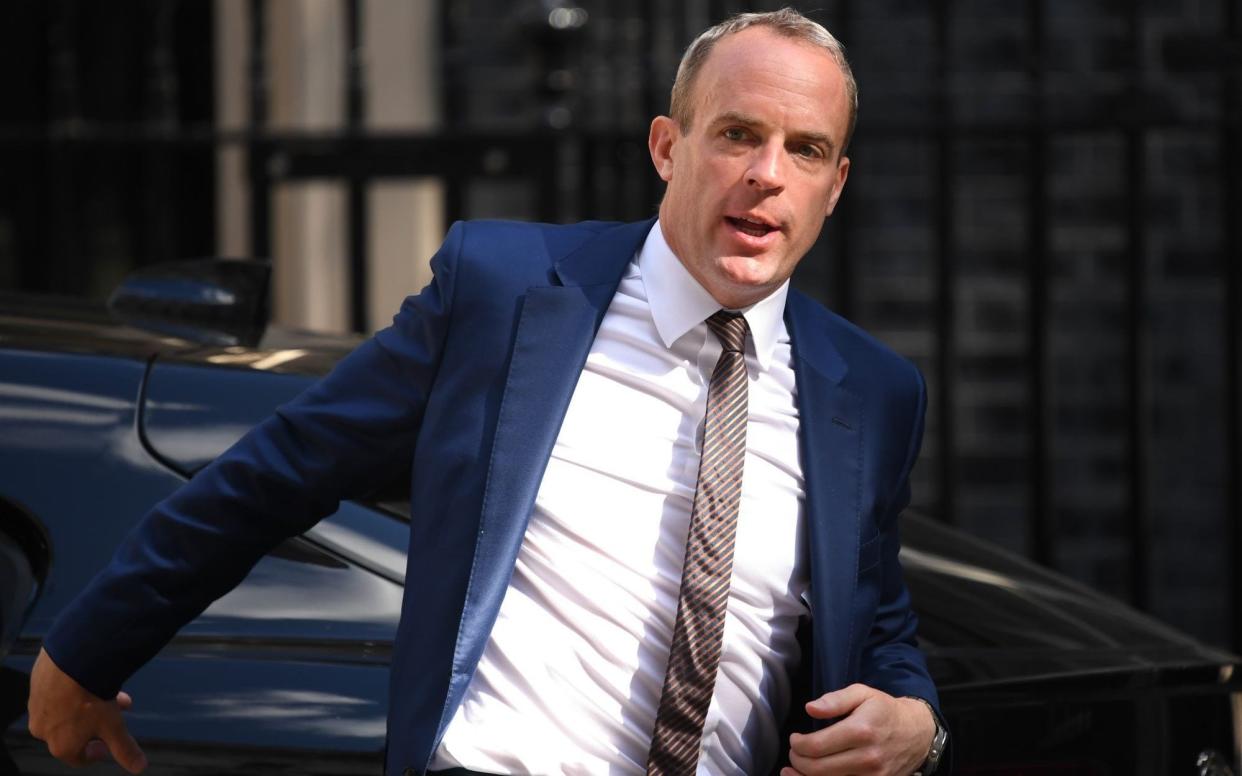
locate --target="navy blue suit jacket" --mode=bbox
[46,218,937,775]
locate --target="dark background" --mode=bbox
[0,0,1239,654]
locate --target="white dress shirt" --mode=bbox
[431,221,809,775]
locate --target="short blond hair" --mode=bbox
[669,8,859,152]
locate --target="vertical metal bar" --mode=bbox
[830,0,853,321]
[539,143,560,224]
[588,3,610,220]
[443,176,465,228]
[439,0,463,227]
[659,0,675,213]
[1123,5,1152,611]
[143,0,179,266]
[346,0,365,127]
[1026,0,1053,566]
[47,0,79,294]
[248,0,271,261]
[641,0,658,128]
[146,0,179,126]
[933,0,956,524]
[577,1,598,221]
[47,0,79,124]
[581,136,597,220]
[248,0,268,126]
[345,0,368,332]
[438,0,460,125]
[643,0,663,219]
[1223,0,1242,653]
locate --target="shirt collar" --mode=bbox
[638,219,789,371]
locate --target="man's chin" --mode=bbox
[718,257,783,284]
[707,266,785,308]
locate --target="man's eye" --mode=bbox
[723,127,747,141]
[796,144,822,159]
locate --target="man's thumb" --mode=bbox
[805,683,871,719]
[100,708,148,774]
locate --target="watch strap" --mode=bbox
[903,696,947,775]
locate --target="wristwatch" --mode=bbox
[905,697,948,775]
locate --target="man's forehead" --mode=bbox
[705,27,840,73]
[695,29,845,102]
[691,30,849,140]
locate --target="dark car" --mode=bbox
[2,264,1239,775]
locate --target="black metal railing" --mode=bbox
[3,0,1240,653]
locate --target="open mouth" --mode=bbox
[726,216,778,238]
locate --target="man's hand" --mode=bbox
[27,648,148,773]
[782,683,935,776]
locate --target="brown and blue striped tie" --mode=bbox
[646,311,750,776]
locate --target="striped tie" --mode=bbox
[646,310,750,776]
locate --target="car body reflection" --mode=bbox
[1,295,1239,775]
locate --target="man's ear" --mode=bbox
[648,115,680,182]
[825,155,850,217]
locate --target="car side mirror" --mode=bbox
[107,258,271,348]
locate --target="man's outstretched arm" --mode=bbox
[29,222,467,769]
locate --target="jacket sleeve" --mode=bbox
[857,364,941,711]
[42,222,466,701]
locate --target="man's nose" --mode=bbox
[745,142,785,192]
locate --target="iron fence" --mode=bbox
[1,0,1239,651]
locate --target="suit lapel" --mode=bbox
[449,220,655,704]
[477,218,655,551]
[785,292,860,696]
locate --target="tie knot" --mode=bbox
[706,311,748,354]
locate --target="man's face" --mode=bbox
[649,27,852,309]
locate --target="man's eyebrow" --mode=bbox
[714,111,836,152]
[715,110,764,128]
[795,130,835,151]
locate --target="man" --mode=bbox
[28,9,946,775]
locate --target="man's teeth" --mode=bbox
[734,218,771,236]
